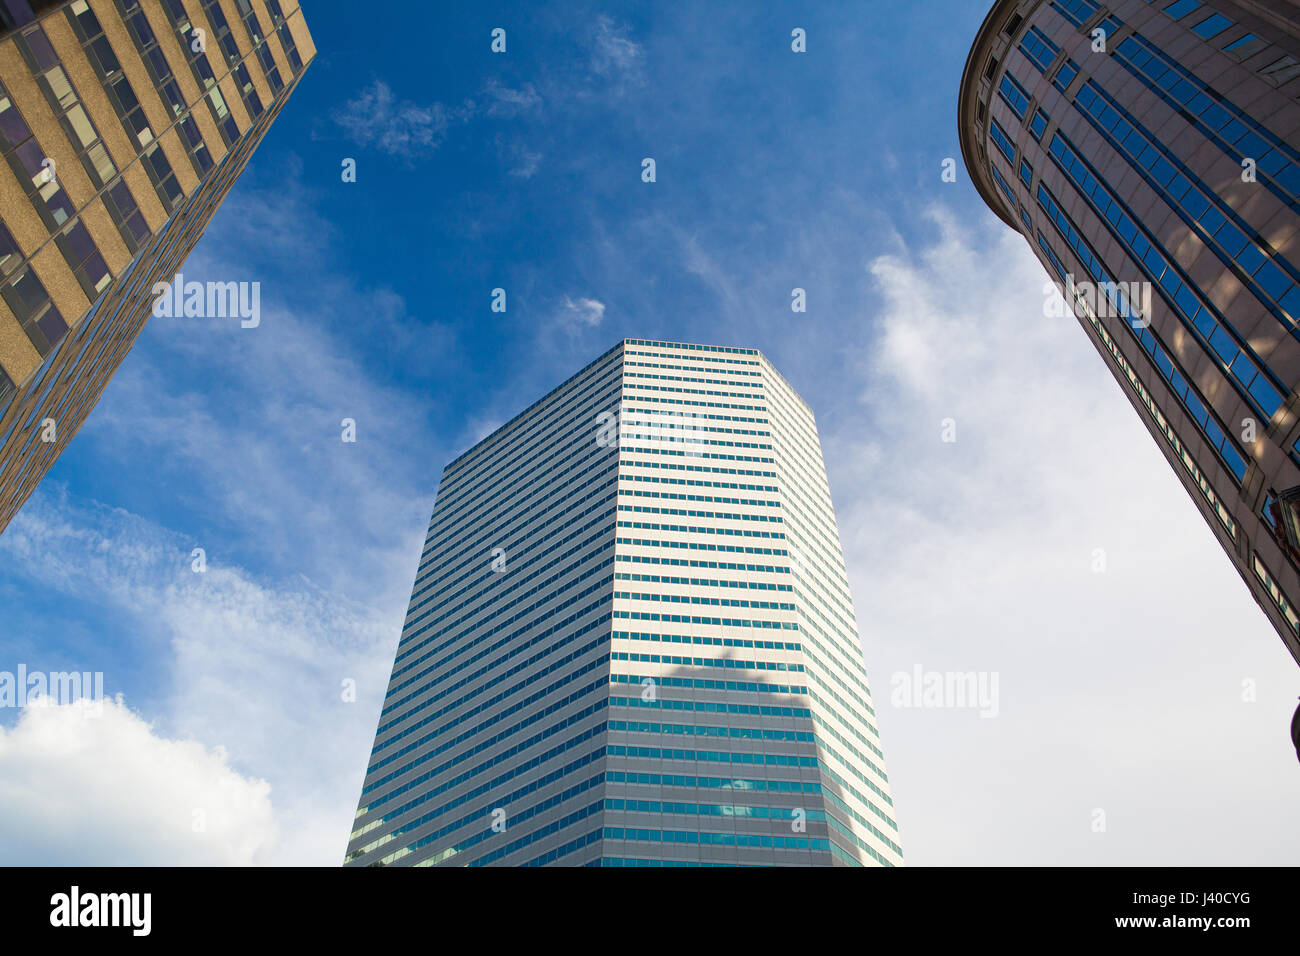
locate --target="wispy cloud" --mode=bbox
[332,79,473,158]
[589,15,645,88]
[483,79,542,118]
[494,135,543,179]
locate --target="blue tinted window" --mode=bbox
[1223,34,1264,62]
[1249,377,1284,419]
[1163,0,1203,20]
[1191,13,1233,39]
[1051,0,1101,27]
[1054,59,1079,93]
[998,74,1031,120]
[990,162,1016,206]
[1019,27,1059,74]
[1219,443,1247,482]
[1029,109,1048,141]
[989,119,1016,164]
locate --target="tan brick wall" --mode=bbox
[286,7,314,64]
[80,195,131,274]
[0,41,98,210]
[0,301,42,384]
[29,242,89,329]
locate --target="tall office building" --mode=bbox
[0,0,314,533]
[961,0,1300,664]
[346,339,903,867]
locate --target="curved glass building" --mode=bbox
[961,0,1300,664]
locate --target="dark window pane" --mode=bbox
[36,303,66,344]
[0,220,22,276]
[20,28,59,71]
[126,211,149,243]
[2,267,47,319]
[62,220,96,261]
[0,94,32,146]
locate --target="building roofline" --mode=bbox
[440,339,625,476]
[440,336,816,479]
[623,339,812,413]
[959,0,1033,231]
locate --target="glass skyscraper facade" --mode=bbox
[0,0,314,534]
[961,0,1300,664]
[346,339,903,867]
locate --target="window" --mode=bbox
[102,179,151,253]
[1110,31,1300,206]
[233,63,263,118]
[141,142,184,210]
[161,0,217,96]
[1051,0,1101,27]
[998,74,1030,120]
[1260,56,1300,88]
[1019,159,1033,187]
[1253,552,1300,632]
[989,119,1016,164]
[0,265,67,356]
[1053,59,1079,94]
[989,163,1015,206]
[1223,34,1266,63]
[206,86,240,145]
[1162,0,1204,20]
[1030,109,1049,141]
[0,219,23,278]
[178,115,213,174]
[53,219,111,299]
[1019,27,1059,75]
[0,0,37,31]
[1191,13,1233,40]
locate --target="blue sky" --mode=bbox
[0,1,1296,865]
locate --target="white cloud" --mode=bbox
[333,80,472,157]
[0,697,277,865]
[0,496,397,865]
[484,80,542,118]
[560,296,606,331]
[590,15,645,85]
[827,206,1300,864]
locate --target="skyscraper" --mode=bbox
[961,0,1300,664]
[346,339,903,867]
[0,0,314,533]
